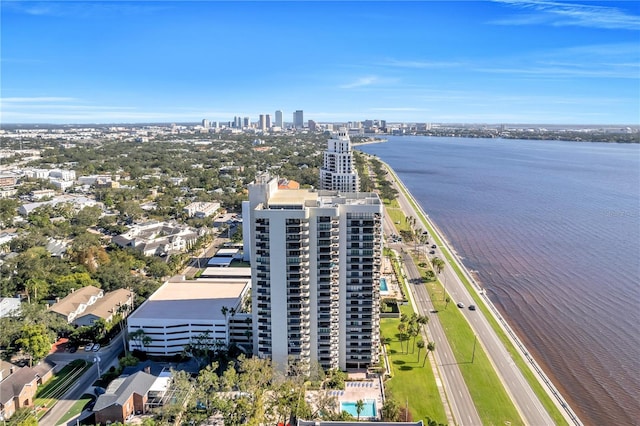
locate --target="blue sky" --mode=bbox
[1,0,639,124]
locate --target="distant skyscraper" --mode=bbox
[308,119,318,131]
[243,173,383,371]
[320,128,360,192]
[293,110,304,129]
[202,119,210,129]
[266,114,271,129]
[244,117,250,128]
[275,110,283,128]
[259,114,267,131]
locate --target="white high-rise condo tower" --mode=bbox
[242,173,383,372]
[320,128,360,192]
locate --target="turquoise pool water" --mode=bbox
[341,400,377,418]
[380,277,389,292]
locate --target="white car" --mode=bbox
[92,343,101,352]
[84,343,94,352]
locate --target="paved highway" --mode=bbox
[386,164,562,425]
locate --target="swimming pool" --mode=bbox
[380,277,389,292]
[340,400,377,418]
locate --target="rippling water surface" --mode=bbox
[358,136,640,426]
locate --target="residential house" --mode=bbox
[0,361,55,420]
[0,297,20,318]
[111,221,199,257]
[49,286,134,326]
[93,371,157,424]
[183,201,220,218]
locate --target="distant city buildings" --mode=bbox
[275,110,283,128]
[293,110,304,129]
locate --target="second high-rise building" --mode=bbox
[320,128,360,192]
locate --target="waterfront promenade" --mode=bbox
[382,161,581,426]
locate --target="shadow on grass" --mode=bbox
[393,360,406,365]
[399,365,415,371]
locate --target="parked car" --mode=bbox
[69,346,77,353]
[84,343,94,352]
[431,245,437,249]
[429,250,436,255]
[457,302,465,309]
[92,343,101,352]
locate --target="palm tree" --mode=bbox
[397,322,407,353]
[355,399,365,421]
[417,314,429,332]
[444,296,451,310]
[416,340,425,362]
[424,341,436,367]
[431,257,445,274]
[221,306,228,320]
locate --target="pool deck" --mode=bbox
[306,378,385,420]
[382,256,401,298]
[335,379,385,419]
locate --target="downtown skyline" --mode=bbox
[1,0,639,125]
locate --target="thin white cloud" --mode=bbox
[381,59,463,69]
[1,97,78,103]
[339,76,380,89]
[370,107,431,112]
[491,0,640,30]
[2,1,172,18]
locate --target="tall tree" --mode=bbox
[425,341,436,367]
[417,340,425,362]
[16,323,51,366]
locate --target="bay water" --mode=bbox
[357,136,640,425]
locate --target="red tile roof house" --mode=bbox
[93,371,156,425]
[0,360,55,420]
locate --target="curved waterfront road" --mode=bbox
[385,162,570,426]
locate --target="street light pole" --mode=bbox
[94,356,101,378]
[472,335,477,363]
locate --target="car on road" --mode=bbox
[429,250,435,255]
[84,343,94,352]
[457,302,465,308]
[468,305,476,311]
[422,231,429,235]
[92,343,101,352]
[431,245,437,249]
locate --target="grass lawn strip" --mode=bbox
[34,360,93,419]
[385,164,569,425]
[380,270,447,424]
[57,393,94,425]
